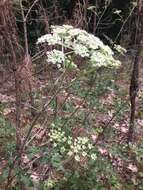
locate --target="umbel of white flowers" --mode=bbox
[37,25,121,70]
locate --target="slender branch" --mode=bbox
[25,0,39,21]
[20,0,29,56]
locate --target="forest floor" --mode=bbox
[0,54,143,189]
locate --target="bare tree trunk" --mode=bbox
[0,1,23,189]
[127,0,143,142]
[0,0,22,150]
[0,1,38,189]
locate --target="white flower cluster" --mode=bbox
[51,25,74,36]
[73,43,89,57]
[49,128,67,144]
[49,128,97,162]
[37,34,61,45]
[37,24,121,69]
[46,49,65,68]
[114,44,127,55]
[90,50,120,67]
[67,136,97,162]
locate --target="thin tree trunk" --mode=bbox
[20,0,37,117]
[127,0,143,142]
[0,0,22,150]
